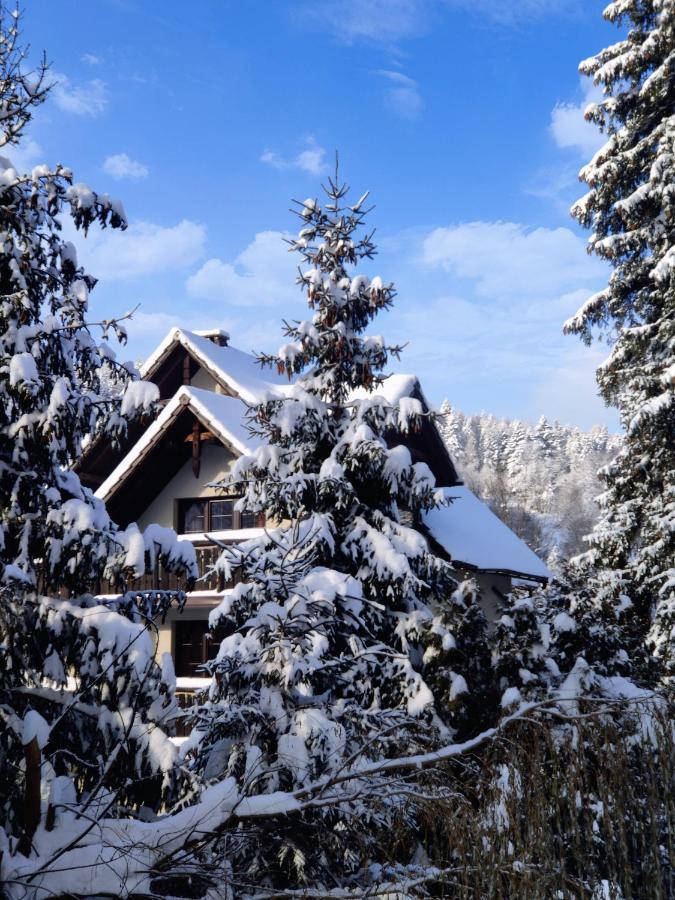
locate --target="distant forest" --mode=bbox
[437,401,622,571]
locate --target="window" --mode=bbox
[183,500,206,533]
[174,620,213,677]
[240,510,257,529]
[177,498,263,533]
[210,499,234,530]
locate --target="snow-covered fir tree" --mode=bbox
[436,399,658,699]
[436,400,621,568]
[185,172,496,892]
[0,9,197,876]
[565,0,675,677]
[1,6,671,896]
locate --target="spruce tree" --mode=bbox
[0,9,196,864]
[566,0,675,677]
[189,171,494,891]
[437,398,464,460]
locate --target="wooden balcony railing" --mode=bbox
[96,543,238,595]
[174,685,210,737]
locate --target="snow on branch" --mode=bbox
[3,696,654,898]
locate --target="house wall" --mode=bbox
[156,599,217,660]
[190,367,222,393]
[156,619,173,659]
[476,572,512,625]
[136,443,237,532]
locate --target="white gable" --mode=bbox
[141,328,290,405]
[95,386,255,502]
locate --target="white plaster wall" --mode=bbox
[476,572,512,626]
[137,443,237,531]
[156,621,172,658]
[156,600,218,659]
[190,368,222,393]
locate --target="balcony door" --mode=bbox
[174,620,213,678]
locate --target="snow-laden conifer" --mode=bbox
[436,403,620,566]
[565,0,675,676]
[188,171,492,890]
[0,9,197,866]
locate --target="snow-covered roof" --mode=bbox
[193,328,230,343]
[424,486,551,582]
[141,328,290,405]
[111,329,545,582]
[143,327,428,409]
[350,373,423,406]
[95,386,255,502]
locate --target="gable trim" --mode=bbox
[140,328,261,404]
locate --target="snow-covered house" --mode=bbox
[79,327,550,688]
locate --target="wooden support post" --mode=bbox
[191,419,201,477]
[17,736,41,857]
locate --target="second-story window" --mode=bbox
[178,497,262,533]
[240,510,256,529]
[183,500,206,533]
[210,499,234,530]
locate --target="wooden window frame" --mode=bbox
[176,497,261,533]
[173,619,219,678]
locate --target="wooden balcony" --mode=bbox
[173,684,209,737]
[96,543,238,595]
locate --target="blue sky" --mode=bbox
[17,0,620,429]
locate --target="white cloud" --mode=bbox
[306,0,579,45]
[377,70,422,120]
[420,221,603,298]
[261,136,327,176]
[101,212,613,429]
[307,0,427,45]
[550,80,605,157]
[103,152,149,180]
[81,53,102,65]
[51,72,108,117]
[75,219,207,281]
[371,218,616,427]
[186,230,299,308]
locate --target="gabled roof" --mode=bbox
[141,328,289,405]
[351,373,420,405]
[95,386,255,503]
[423,486,552,583]
[352,373,459,486]
[92,328,549,582]
[139,328,459,486]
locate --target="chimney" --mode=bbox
[194,328,230,347]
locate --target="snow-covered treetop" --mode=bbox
[229,171,440,529]
[566,0,675,343]
[258,170,401,404]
